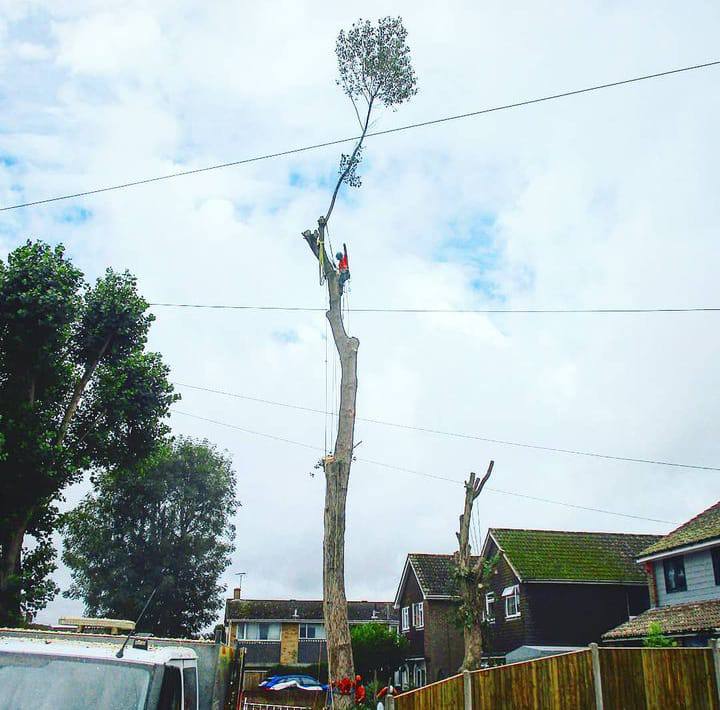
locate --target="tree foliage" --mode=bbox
[452,554,499,630]
[643,621,677,648]
[350,622,408,682]
[0,240,176,624]
[62,437,237,638]
[336,17,418,108]
[327,17,418,215]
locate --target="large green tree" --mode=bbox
[62,437,237,638]
[0,240,176,625]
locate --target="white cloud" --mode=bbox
[1,0,719,624]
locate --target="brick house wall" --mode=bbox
[424,599,464,681]
[483,538,529,657]
[397,567,425,661]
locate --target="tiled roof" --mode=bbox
[639,500,720,558]
[408,553,479,597]
[602,599,720,640]
[225,599,398,623]
[490,528,661,583]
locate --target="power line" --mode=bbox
[3,60,719,212]
[148,302,720,314]
[173,382,720,472]
[171,408,674,525]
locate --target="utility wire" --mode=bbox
[148,303,720,314]
[3,60,719,212]
[173,381,720,472]
[171,409,674,525]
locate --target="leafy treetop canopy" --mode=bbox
[336,16,418,109]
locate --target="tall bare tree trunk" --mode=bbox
[455,462,493,671]
[303,217,357,704]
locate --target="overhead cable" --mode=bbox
[171,409,674,525]
[172,382,720,472]
[3,60,719,211]
[148,303,720,314]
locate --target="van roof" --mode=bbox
[0,637,197,665]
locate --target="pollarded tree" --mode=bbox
[63,437,238,637]
[300,17,417,695]
[454,463,495,671]
[0,240,177,625]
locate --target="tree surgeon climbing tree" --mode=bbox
[454,461,495,671]
[300,17,417,700]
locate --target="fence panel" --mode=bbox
[471,649,595,709]
[600,647,719,710]
[394,673,464,710]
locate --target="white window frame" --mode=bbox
[401,606,410,631]
[484,592,495,624]
[299,623,326,639]
[414,663,426,687]
[236,621,281,640]
[503,585,521,619]
[412,602,424,629]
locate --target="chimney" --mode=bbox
[233,587,242,600]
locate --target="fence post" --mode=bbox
[590,644,604,710]
[711,638,720,707]
[463,669,473,710]
[386,692,395,710]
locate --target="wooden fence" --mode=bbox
[393,644,720,710]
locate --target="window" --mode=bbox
[412,602,424,629]
[158,666,182,710]
[236,622,281,640]
[299,623,326,639]
[401,606,410,631]
[413,663,426,687]
[503,585,521,619]
[182,666,198,710]
[484,592,495,623]
[663,556,687,593]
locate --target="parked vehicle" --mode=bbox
[258,673,327,691]
[0,636,199,710]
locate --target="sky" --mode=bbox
[1,0,719,625]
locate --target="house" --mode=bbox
[394,529,659,685]
[603,500,720,647]
[393,554,468,688]
[223,591,398,673]
[480,528,660,658]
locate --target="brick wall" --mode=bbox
[424,599,464,681]
[280,622,299,664]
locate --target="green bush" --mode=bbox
[643,622,677,648]
[351,622,409,683]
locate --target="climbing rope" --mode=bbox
[324,307,329,456]
[318,231,326,286]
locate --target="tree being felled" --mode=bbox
[299,18,417,697]
[63,437,237,637]
[0,240,176,625]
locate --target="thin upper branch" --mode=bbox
[324,96,375,224]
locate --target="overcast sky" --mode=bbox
[1,0,719,625]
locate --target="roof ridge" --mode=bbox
[659,500,720,538]
[227,598,393,604]
[491,527,661,537]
